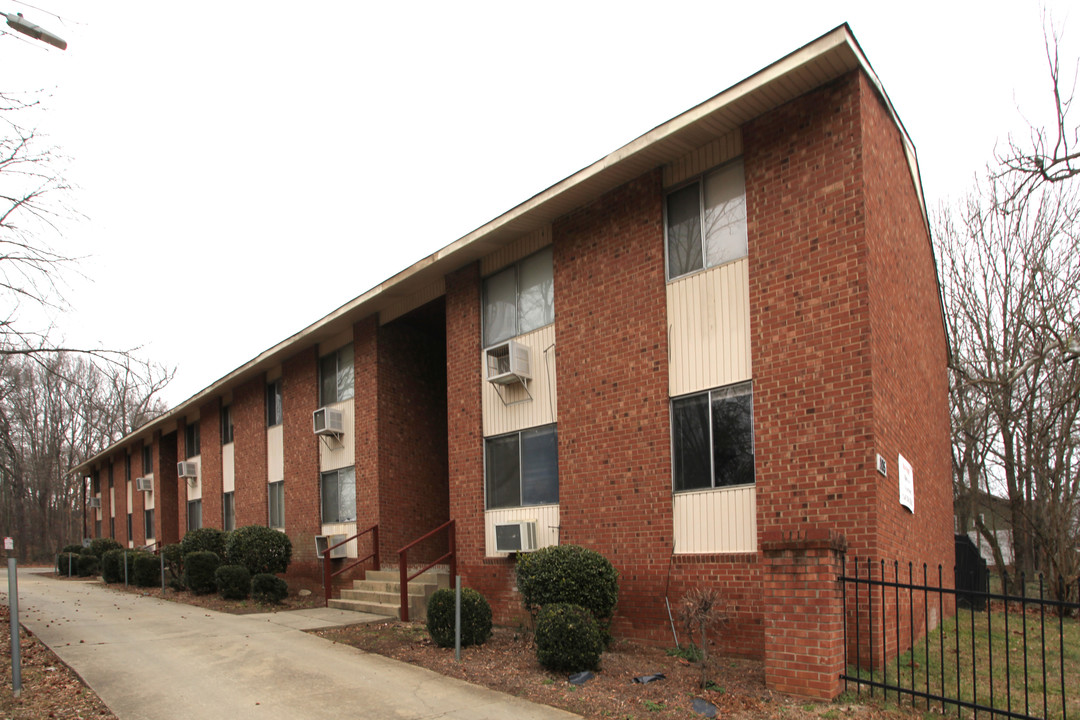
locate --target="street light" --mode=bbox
[4,11,66,50]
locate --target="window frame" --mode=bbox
[664,157,748,281]
[320,467,356,523]
[187,499,202,531]
[484,424,559,510]
[144,508,155,538]
[221,405,234,445]
[185,422,201,459]
[319,344,354,406]
[126,512,133,541]
[223,491,235,531]
[142,445,152,474]
[670,381,755,493]
[481,246,555,348]
[266,379,283,427]
[268,481,284,529]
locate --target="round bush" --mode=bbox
[225,525,292,576]
[251,573,288,604]
[133,552,160,587]
[57,552,80,576]
[101,549,125,583]
[181,527,228,559]
[516,544,619,623]
[215,565,251,600]
[535,603,604,671]
[161,543,184,581]
[61,544,84,555]
[76,553,99,577]
[184,551,221,595]
[426,588,493,648]
[88,537,122,559]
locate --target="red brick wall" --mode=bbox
[233,375,269,527]
[157,430,179,545]
[199,398,223,530]
[282,347,321,586]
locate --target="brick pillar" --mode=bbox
[762,529,846,699]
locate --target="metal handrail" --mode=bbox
[322,524,380,607]
[397,520,456,622]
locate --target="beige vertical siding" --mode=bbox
[318,400,355,471]
[110,486,115,515]
[126,480,132,509]
[667,259,752,397]
[480,225,552,276]
[187,456,202,501]
[320,521,359,559]
[319,330,353,357]
[663,131,743,188]
[380,279,446,325]
[481,325,557,437]
[223,443,235,493]
[145,474,154,511]
[484,504,559,557]
[267,425,284,483]
[672,485,757,553]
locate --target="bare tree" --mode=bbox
[937,168,1080,603]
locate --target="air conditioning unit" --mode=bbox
[135,477,153,492]
[312,407,345,436]
[177,461,198,479]
[494,520,538,553]
[485,340,531,385]
[88,497,101,509]
[314,534,348,560]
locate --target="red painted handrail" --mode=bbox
[322,524,380,607]
[397,520,456,622]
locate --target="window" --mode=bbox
[144,508,155,538]
[223,492,235,531]
[125,455,131,482]
[671,381,755,492]
[666,158,748,280]
[126,513,132,540]
[319,344,354,406]
[482,246,554,347]
[185,422,201,459]
[142,445,152,474]
[320,467,356,523]
[110,516,115,539]
[485,425,558,509]
[221,405,234,444]
[187,499,202,531]
[268,481,284,529]
[267,379,283,426]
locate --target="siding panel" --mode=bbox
[672,485,756,553]
[267,425,284,483]
[482,325,557,436]
[484,504,559,557]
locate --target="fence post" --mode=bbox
[762,529,847,700]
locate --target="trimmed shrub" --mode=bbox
[161,543,184,582]
[251,573,288,604]
[76,553,99,577]
[88,537,123,559]
[61,544,84,555]
[101,549,125,583]
[516,544,619,624]
[184,551,221,595]
[215,565,251,600]
[535,603,604,671]
[426,588,492,648]
[225,525,292,576]
[133,552,160,587]
[180,527,227,559]
[56,552,80,576]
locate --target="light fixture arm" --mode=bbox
[4,11,66,50]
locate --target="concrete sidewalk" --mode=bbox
[2,568,578,720]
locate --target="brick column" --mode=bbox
[762,529,846,699]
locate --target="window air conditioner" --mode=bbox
[88,497,101,509]
[314,534,348,560]
[485,340,531,385]
[135,477,153,492]
[177,461,198,479]
[494,520,538,553]
[312,407,345,436]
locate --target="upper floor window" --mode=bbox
[221,405,234,444]
[125,454,131,482]
[485,424,558,509]
[482,246,554,347]
[185,422,200,459]
[665,158,747,280]
[267,379,283,427]
[319,344,354,406]
[671,381,755,492]
[142,445,152,474]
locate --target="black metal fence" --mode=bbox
[840,557,1079,720]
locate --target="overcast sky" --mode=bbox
[2,0,1076,407]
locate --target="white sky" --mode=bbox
[2,0,1076,407]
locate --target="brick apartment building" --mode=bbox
[74,25,952,698]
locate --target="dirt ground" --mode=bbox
[9,574,926,720]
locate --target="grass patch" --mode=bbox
[845,607,1078,719]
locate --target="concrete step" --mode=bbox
[330,570,450,622]
[327,597,404,619]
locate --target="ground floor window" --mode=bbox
[110,517,115,539]
[268,482,284,529]
[127,513,132,540]
[223,491,235,531]
[485,424,558,509]
[320,468,355,523]
[187,500,202,531]
[144,509,154,539]
[671,381,754,492]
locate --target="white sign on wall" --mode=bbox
[898,454,914,513]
